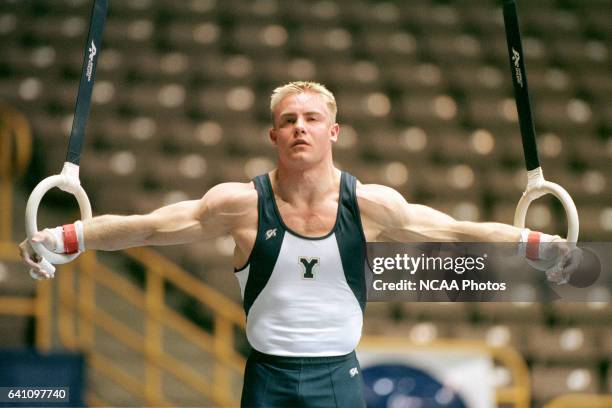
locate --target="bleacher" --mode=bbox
[0,0,610,406]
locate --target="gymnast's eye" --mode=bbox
[281,117,295,125]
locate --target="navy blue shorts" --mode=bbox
[241,349,366,408]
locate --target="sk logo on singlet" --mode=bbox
[265,228,277,240]
[298,257,320,280]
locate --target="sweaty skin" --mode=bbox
[19,91,578,280]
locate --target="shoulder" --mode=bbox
[355,181,410,231]
[356,182,406,212]
[201,181,258,215]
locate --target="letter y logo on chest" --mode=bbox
[298,257,320,280]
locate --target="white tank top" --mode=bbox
[234,172,367,357]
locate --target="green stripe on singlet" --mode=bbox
[241,174,285,316]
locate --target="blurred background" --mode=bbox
[0,0,610,407]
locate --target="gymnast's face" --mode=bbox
[269,92,339,169]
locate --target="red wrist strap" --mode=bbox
[526,231,541,261]
[62,224,79,254]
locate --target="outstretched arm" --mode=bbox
[82,182,249,250]
[358,183,522,242]
[358,183,581,284]
[19,182,254,276]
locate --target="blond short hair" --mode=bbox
[270,81,337,124]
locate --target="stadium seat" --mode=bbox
[451,322,528,352]
[526,326,600,364]
[552,303,612,326]
[401,302,469,322]
[531,365,599,405]
[476,303,544,324]
[357,29,419,64]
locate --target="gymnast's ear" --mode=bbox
[269,127,278,145]
[330,123,339,143]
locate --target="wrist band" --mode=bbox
[74,220,85,252]
[526,231,541,261]
[62,224,79,254]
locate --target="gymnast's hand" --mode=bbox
[18,230,58,280]
[541,238,583,285]
[18,222,84,280]
[521,230,583,285]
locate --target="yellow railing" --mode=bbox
[0,103,53,349]
[0,102,32,241]
[57,249,247,407]
[544,393,612,408]
[0,241,52,351]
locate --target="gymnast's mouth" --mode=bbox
[291,140,310,147]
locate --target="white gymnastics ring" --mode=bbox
[514,167,579,270]
[25,162,92,274]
